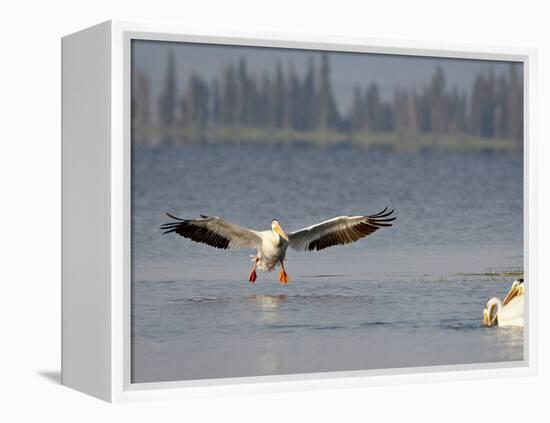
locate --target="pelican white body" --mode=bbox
[495,295,524,327]
[256,230,289,272]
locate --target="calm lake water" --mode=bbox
[131,143,524,383]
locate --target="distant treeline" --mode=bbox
[132,52,523,149]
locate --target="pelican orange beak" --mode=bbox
[274,222,289,241]
[502,283,519,305]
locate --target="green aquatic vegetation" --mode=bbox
[456,271,524,278]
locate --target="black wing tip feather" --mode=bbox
[369,206,395,219]
[160,212,186,232]
[367,207,396,226]
[370,206,388,217]
[165,212,186,221]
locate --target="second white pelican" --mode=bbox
[483,279,524,327]
[160,207,395,284]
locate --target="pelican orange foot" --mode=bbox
[249,259,258,283]
[279,260,289,284]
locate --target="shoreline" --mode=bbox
[132,125,522,153]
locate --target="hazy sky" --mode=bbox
[132,40,522,112]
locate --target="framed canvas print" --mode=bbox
[61,21,537,402]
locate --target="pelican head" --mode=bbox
[483,297,501,327]
[502,279,523,305]
[271,219,289,241]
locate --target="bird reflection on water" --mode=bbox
[248,294,288,322]
[247,294,289,373]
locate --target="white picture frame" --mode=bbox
[61,20,537,403]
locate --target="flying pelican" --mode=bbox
[483,278,524,327]
[160,207,395,284]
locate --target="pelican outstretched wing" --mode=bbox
[161,214,262,250]
[288,207,395,252]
